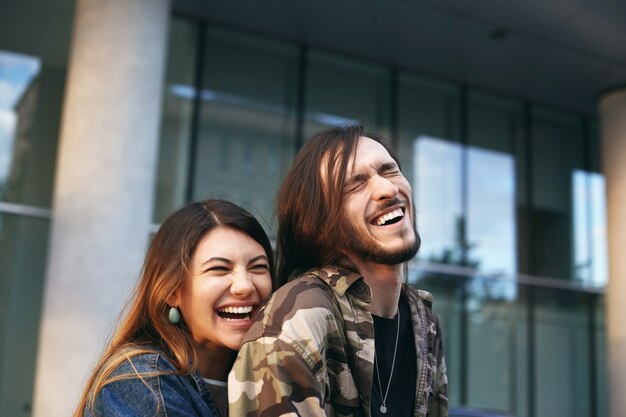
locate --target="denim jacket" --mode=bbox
[85,351,221,417]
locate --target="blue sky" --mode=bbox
[0,50,40,184]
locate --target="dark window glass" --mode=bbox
[397,73,462,272]
[153,18,198,222]
[467,91,521,277]
[529,107,585,280]
[0,213,49,415]
[304,51,391,139]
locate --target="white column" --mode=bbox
[32,1,170,416]
[599,88,626,417]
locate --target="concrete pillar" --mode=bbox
[599,87,626,417]
[32,1,170,416]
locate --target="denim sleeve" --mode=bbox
[90,354,207,417]
[94,375,161,417]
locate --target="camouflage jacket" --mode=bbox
[229,266,448,417]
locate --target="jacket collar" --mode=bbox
[304,265,370,300]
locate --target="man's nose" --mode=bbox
[371,175,399,200]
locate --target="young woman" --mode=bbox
[75,199,275,417]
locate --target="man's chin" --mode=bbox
[356,238,420,265]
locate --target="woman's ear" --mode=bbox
[166,290,180,308]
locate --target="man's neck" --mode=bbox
[349,259,403,318]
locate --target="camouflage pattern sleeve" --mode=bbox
[228,336,327,417]
[228,278,341,417]
[428,311,448,417]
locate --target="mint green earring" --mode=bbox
[168,306,181,324]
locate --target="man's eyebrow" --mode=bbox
[346,172,370,185]
[378,161,398,172]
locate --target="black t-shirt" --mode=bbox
[371,293,416,417]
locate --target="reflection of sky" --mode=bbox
[168,83,358,126]
[467,148,515,275]
[0,50,41,183]
[414,136,462,263]
[414,135,515,276]
[573,170,608,286]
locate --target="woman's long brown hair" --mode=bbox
[74,199,275,416]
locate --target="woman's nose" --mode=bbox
[230,272,255,297]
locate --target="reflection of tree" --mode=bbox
[412,217,518,413]
[413,216,479,294]
[415,215,514,303]
[429,216,480,268]
[574,259,591,284]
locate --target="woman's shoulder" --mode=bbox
[87,348,190,416]
[109,348,177,377]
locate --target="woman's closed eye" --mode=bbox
[249,263,269,273]
[203,265,232,274]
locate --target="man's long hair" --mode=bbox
[276,124,400,286]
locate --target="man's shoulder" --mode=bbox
[242,268,353,343]
[405,284,434,305]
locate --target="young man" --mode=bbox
[229,125,448,417]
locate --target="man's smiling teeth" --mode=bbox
[374,208,404,226]
[219,306,253,314]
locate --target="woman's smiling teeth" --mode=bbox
[373,208,404,226]
[217,305,254,321]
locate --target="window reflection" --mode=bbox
[468,147,516,276]
[415,135,516,277]
[573,170,608,287]
[414,135,463,266]
[304,51,391,138]
[191,27,298,233]
[0,50,41,200]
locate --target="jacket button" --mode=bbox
[358,331,367,339]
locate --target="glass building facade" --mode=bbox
[0,8,610,417]
[152,17,609,417]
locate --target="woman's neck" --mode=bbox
[196,346,236,380]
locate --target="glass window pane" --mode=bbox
[467,277,528,416]
[0,50,59,207]
[414,136,463,266]
[153,18,198,222]
[191,27,298,233]
[573,170,608,286]
[534,288,591,417]
[530,107,585,280]
[594,296,608,417]
[467,92,521,276]
[397,74,462,266]
[304,51,391,138]
[571,122,607,287]
[155,23,299,230]
[0,213,49,416]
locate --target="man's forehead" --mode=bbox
[346,136,397,174]
[318,135,397,182]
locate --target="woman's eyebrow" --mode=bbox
[200,257,233,267]
[248,255,269,264]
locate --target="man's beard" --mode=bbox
[340,216,421,265]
